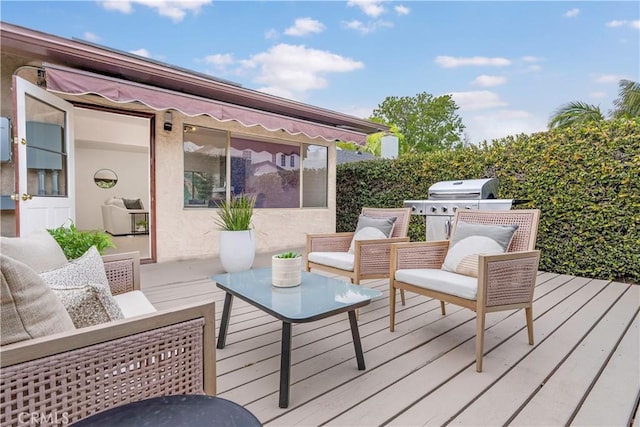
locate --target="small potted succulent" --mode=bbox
[272,251,302,287]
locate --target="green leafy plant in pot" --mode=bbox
[214,194,256,272]
[48,221,115,260]
[272,251,302,287]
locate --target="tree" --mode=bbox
[613,79,640,119]
[548,79,639,129]
[371,92,465,154]
[548,102,605,129]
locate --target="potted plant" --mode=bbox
[272,251,302,287]
[48,221,115,260]
[214,194,256,272]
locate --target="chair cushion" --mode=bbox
[348,214,397,254]
[308,252,355,271]
[347,226,388,254]
[0,229,68,273]
[442,222,518,277]
[40,246,124,328]
[0,255,75,345]
[105,197,127,208]
[395,268,478,300]
[122,198,144,210]
[114,290,157,318]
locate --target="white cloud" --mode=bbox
[265,29,279,40]
[472,75,507,87]
[464,110,546,144]
[100,1,132,13]
[435,56,511,68]
[564,8,580,18]
[241,44,364,100]
[395,5,410,16]
[99,0,211,22]
[284,17,325,36]
[83,32,101,42]
[528,64,542,72]
[589,91,607,99]
[204,53,235,70]
[347,0,385,18]
[630,20,640,29]
[521,56,542,63]
[448,90,508,111]
[606,20,627,28]
[594,74,624,83]
[343,19,393,35]
[129,48,151,58]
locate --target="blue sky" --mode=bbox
[2,1,638,143]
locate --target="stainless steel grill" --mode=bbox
[404,178,516,240]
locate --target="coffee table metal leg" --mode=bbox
[348,310,366,370]
[279,322,292,408]
[216,293,234,349]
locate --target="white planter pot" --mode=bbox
[271,255,302,287]
[219,229,255,273]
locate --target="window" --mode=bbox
[302,144,328,207]
[183,125,227,208]
[231,137,300,208]
[290,156,295,168]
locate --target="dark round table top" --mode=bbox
[72,395,262,427]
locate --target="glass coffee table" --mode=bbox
[212,268,382,408]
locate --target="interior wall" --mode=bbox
[75,144,149,231]
[74,108,150,232]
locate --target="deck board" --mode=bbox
[140,260,640,427]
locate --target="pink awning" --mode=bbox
[44,64,367,144]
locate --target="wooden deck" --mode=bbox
[140,256,639,426]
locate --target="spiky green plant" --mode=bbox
[214,194,256,231]
[275,251,301,259]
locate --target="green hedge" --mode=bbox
[337,118,640,283]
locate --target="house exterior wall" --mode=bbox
[0,55,336,262]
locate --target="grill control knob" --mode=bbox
[431,206,437,213]
[452,206,458,212]
[441,206,448,213]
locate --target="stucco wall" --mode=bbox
[153,113,336,263]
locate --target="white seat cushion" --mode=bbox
[113,291,157,318]
[307,252,354,272]
[395,268,478,300]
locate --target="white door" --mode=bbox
[14,76,75,235]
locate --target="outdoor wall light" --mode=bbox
[164,111,173,132]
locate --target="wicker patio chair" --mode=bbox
[389,209,541,372]
[306,207,411,285]
[0,252,216,425]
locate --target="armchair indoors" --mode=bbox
[101,197,147,236]
[389,209,541,372]
[306,207,411,285]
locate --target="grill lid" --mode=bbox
[428,178,498,200]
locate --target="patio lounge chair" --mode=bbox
[389,209,541,372]
[0,250,216,425]
[306,207,411,285]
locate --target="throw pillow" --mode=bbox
[0,229,68,273]
[40,246,124,328]
[347,215,397,254]
[122,198,143,210]
[1,255,75,345]
[442,222,519,278]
